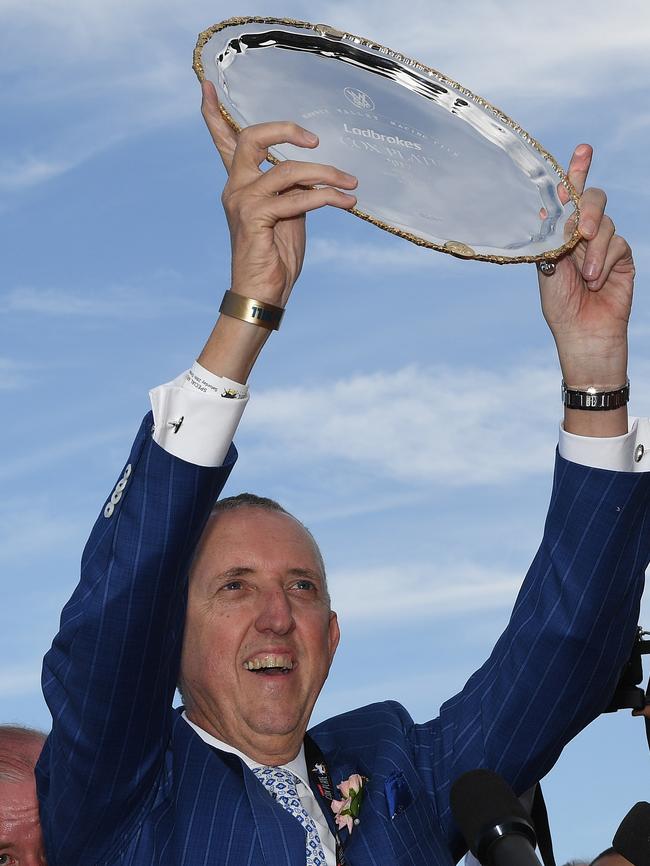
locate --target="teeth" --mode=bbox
[244,654,294,671]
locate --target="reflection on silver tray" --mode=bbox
[194,17,580,263]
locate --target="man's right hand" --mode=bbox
[197,81,357,382]
[200,80,358,306]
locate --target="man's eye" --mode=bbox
[222,580,243,591]
[0,854,16,865]
[293,579,315,591]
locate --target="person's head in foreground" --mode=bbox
[0,724,47,865]
[179,494,340,765]
[591,848,633,866]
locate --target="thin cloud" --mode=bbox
[318,667,464,722]
[330,560,521,623]
[2,0,649,193]
[0,508,86,561]
[242,364,558,487]
[1,285,212,318]
[333,1,650,100]
[0,156,74,191]
[0,429,126,483]
[0,357,29,389]
[0,664,42,699]
[309,236,450,271]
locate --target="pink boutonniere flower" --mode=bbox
[331,773,367,833]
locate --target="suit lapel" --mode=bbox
[241,761,306,866]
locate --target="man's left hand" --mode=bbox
[538,144,634,391]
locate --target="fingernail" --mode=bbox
[304,131,318,144]
[343,173,357,183]
[583,261,598,279]
[580,219,596,237]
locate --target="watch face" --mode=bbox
[195,17,580,264]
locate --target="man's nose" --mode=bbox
[254,587,296,634]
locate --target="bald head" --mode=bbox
[591,849,632,866]
[0,725,47,863]
[0,724,46,782]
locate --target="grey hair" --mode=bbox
[210,493,328,599]
[0,724,47,782]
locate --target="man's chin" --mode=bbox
[245,705,309,740]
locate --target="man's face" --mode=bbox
[180,507,340,762]
[0,775,46,865]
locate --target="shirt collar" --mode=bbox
[182,711,310,788]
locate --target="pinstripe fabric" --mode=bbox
[36,417,650,866]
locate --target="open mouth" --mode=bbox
[243,653,294,676]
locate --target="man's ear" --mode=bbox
[328,611,340,663]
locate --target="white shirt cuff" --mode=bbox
[149,362,248,467]
[558,416,650,472]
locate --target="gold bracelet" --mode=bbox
[219,290,285,331]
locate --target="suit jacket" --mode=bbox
[37,413,650,866]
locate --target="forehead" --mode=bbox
[0,777,40,828]
[193,507,322,576]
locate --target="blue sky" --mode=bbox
[3,0,650,860]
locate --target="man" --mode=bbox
[0,725,47,865]
[36,81,650,865]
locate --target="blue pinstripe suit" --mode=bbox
[37,413,650,865]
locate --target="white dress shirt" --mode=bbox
[149,363,249,467]
[182,713,338,866]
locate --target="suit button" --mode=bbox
[123,464,132,478]
[116,478,128,493]
[110,490,122,506]
[104,502,115,518]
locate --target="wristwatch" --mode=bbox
[561,379,629,411]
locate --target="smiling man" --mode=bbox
[180,497,339,767]
[35,82,650,866]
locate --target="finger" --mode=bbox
[229,122,320,189]
[580,214,615,284]
[558,143,593,204]
[261,187,357,221]
[200,80,238,172]
[584,233,633,292]
[576,187,607,241]
[255,160,357,196]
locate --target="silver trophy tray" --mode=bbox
[194,17,579,263]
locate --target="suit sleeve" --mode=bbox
[409,454,650,853]
[36,413,236,865]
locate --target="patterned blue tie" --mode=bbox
[253,765,327,866]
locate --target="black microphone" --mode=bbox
[613,802,650,866]
[450,769,543,866]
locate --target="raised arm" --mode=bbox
[37,83,357,865]
[539,143,633,439]
[416,146,649,852]
[196,80,357,383]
